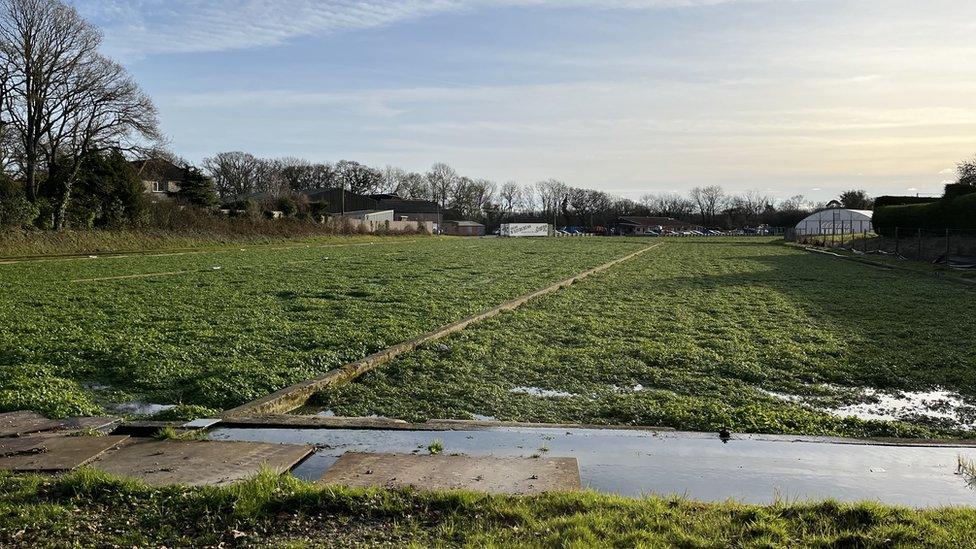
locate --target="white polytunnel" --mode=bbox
[794,208,874,235]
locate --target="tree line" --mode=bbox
[202,150,881,230]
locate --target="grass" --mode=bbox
[0,229,396,259]
[428,439,444,455]
[313,238,976,438]
[0,236,646,416]
[0,469,974,547]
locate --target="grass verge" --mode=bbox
[0,469,974,547]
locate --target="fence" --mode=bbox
[786,226,976,269]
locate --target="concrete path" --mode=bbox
[211,426,976,507]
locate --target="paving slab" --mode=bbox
[319,452,581,495]
[0,412,121,438]
[92,439,313,486]
[0,436,129,472]
[0,411,63,437]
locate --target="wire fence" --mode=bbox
[785,225,976,269]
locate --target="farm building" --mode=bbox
[300,190,442,226]
[443,220,485,236]
[610,217,703,236]
[794,208,873,235]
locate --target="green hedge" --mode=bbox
[873,195,939,209]
[873,192,976,235]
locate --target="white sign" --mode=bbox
[500,223,551,237]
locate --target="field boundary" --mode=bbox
[222,242,664,417]
[796,244,976,288]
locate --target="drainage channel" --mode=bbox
[209,425,976,508]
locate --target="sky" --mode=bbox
[71,0,976,202]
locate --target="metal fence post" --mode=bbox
[946,229,951,267]
[917,228,923,261]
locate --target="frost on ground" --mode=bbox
[510,386,577,398]
[762,387,976,431]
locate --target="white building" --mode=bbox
[794,208,873,235]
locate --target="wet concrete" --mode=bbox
[209,426,976,507]
[321,452,581,494]
[92,439,313,487]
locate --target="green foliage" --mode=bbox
[1,469,974,547]
[175,165,218,208]
[0,179,39,229]
[0,237,642,412]
[153,426,205,441]
[874,193,976,234]
[945,183,976,200]
[151,404,219,421]
[873,195,939,209]
[0,363,100,419]
[316,239,976,438]
[427,439,444,455]
[277,196,298,217]
[69,149,149,229]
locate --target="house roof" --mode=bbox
[130,158,183,181]
[446,220,485,227]
[375,197,439,214]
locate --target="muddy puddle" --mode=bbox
[209,426,976,507]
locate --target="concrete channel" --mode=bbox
[210,424,976,508]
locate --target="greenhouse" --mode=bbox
[794,208,874,235]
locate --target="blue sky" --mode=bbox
[73,0,976,201]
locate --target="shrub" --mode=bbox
[0,196,40,229]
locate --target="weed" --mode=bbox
[427,439,444,455]
[153,426,206,441]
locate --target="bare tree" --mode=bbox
[398,171,428,200]
[690,185,724,227]
[0,0,160,228]
[254,158,288,198]
[520,184,537,213]
[641,193,694,219]
[279,157,314,192]
[957,155,976,185]
[203,151,261,201]
[335,160,381,194]
[379,165,408,195]
[536,178,569,224]
[499,181,521,217]
[426,162,457,210]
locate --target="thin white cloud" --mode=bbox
[74,0,760,58]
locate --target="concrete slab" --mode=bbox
[319,452,581,495]
[92,439,313,486]
[0,411,63,437]
[0,412,121,438]
[0,436,129,472]
[29,417,123,438]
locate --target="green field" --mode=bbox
[314,239,976,438]
[0,236,645,417]
[3,469,975,548]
